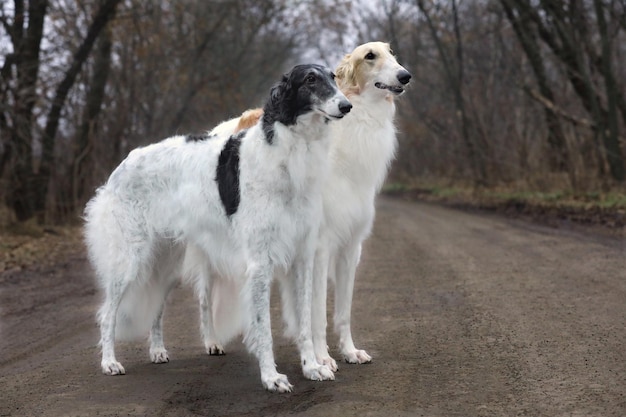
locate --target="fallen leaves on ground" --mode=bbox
[0,226,85,274]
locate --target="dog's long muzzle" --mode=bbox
[322,94,352,120]
[338,99,352,115]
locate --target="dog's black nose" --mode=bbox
[397,70,412,85]
[339,100,352,114]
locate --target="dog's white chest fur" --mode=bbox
[321,95,397,245]
[233,122,330,270]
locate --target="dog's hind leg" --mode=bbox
[149,303,170,363]
[199,272,226,356]
[185,245,226,355]
[334,243,372,364]
[243,261,293,393]
[99,277,132,375]
[148,244,184,364]
[311,247,338,372]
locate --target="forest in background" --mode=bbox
[1,0,625,225]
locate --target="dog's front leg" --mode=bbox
[294,255,335,382]
[243,261,293,393]
[334,243,372,364]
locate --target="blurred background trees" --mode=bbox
[1,0,625,224]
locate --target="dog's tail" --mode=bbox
[110,278,176,341]
[183,244,244,346]
[86,188,180,341]
[91,257,180,342]
[113,245,183,341]
[211,278,245,345]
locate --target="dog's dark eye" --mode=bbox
[365,52,376,60]
[305,74,316,84]
[331,72,336,80]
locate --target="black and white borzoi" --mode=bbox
[84,64,352,392]
[186,42,411,371]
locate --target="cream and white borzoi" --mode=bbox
[312,42,410,369]
[84,64,352,392]
[187,42,411,371]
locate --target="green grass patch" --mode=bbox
[481,189,626,209]
[385,180,626,211]
[431,186,465,198]
[382,182,410,193]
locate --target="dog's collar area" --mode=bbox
[374,82,405,94]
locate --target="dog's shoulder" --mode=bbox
[237,109,263,133]
[209,117,240,138]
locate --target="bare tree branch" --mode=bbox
[523,86,595,128]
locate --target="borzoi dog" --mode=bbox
[186,42,411,371]
[84,64,352,392]
[312,42,410,369]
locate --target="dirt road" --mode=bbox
[1,197,625,416]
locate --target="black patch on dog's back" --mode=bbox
[186,133,213,143]
[216,131,245,216]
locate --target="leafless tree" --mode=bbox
[1,0,121,221]
[500,0,625,182]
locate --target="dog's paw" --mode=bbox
[101,360,126,375]
[150,348,169,364]
[343,349,372,364]
[303,363,335,381]
[262,373,293,393]
[316,355,338,372]
[206,344,225,356]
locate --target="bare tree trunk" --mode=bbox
[33,0,122,221]
[167,6,233,131]
[593,0,623,181]
[73,26,113,212]
[501,0,569,173]
[5,0,48,221]
[417,0,487,186]
[382,0,402,51]
[528,0,624,182]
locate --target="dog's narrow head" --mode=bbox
[262,64,351,142]
[335,42,411,97]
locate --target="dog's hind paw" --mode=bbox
[262,373,293,393]
[207,344,225,356]
[101,360,126,375]
[150,348,169,364]
[343,349,372,364]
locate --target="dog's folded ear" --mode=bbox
[269,75,292,108]
[269,82,283,105]
[335,53,357,93]
[266,75,295,128]
[263,77,293,143]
